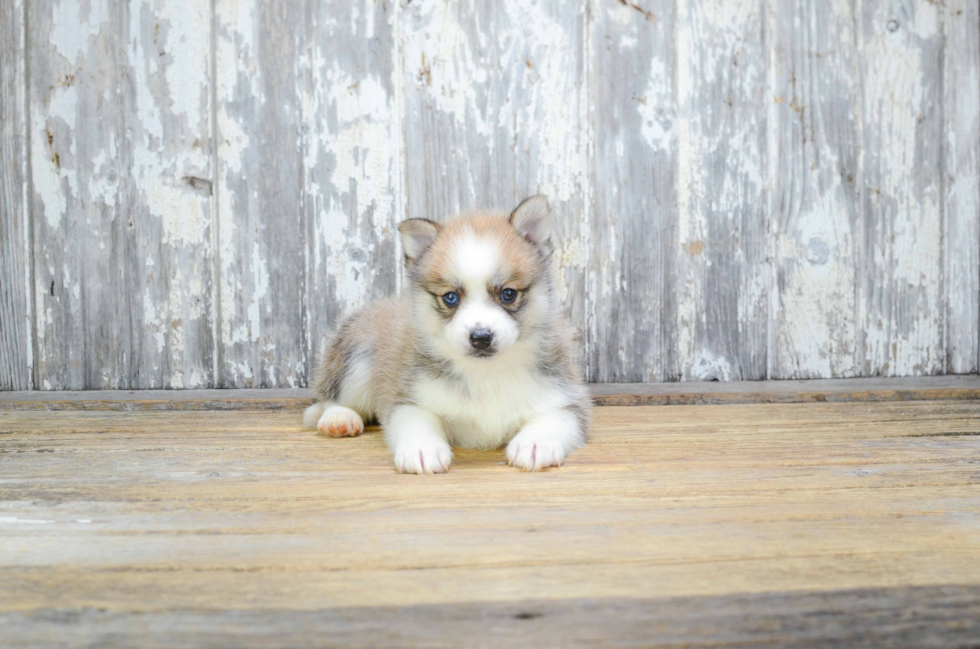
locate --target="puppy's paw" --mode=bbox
[393,438,453,474]
[506,411,584,471]
[506,432,567,471]
[317,406,364,438]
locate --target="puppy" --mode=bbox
[303,196,590,473]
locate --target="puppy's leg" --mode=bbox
[304,402,365,437]
[385,405,453,474]
[506,409,585,471]
[305,322,374,438]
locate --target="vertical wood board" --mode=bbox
[859,0,944,377]
[943,0,980,374]
[590,0,676,382]
[214,0,306,387]
[29,0,214,389]
[769,0,862,379]
[0,0,31,390]
[301,0,400,372]
[670,0,769,381]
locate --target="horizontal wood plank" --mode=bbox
[2,400,980,645]
[3,585,979,648]
[1,376,979,411]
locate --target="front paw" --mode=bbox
[393,437,453,474]
[506,432,567,472]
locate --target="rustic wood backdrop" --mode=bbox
[1,0,978,390]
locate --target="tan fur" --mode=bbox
[414,212,545,290]
[312,295,415,422]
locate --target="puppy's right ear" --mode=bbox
[398,218,440,265]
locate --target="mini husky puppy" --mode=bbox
[303,196,590,474]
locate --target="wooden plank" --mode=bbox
[943,0,980,374]
[859,0,944,376]
[1,402,979,646]
[589,0,675,382]
[301,0,399,378]
[399,0,591,367]
[214,0,306,388]
[1,375,979,411]
[0,0,31,390]
[769,0,861,379]
[0,388,311,411]
[671,0,769,381]
[589,374,980,406]
[28,0,214,390]
[3,585,980,648]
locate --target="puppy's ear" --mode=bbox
[509,195,551,247]
[398,218,440,265]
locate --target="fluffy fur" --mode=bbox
[303,196,591,474]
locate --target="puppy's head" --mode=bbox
[399,196,554,362]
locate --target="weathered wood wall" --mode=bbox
[0,0,977,389]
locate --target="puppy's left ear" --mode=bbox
[509,195,551,247]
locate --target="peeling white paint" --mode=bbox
[860,0,943,376]
[215,0,258,384]
[149,181,209,247]
[48,0,107,65]
[307,61,394,311]
[159,1,211,125]
[15,0,976,389]
[31,80,77,228]
[690,350,733,382]
[944,0,980,374]
[673,0,767,380]
[638,58,674,152]
[773,193,858,378]
[248,241,269,342]
[401,0,490,135]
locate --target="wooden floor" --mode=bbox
[2,392,980,647]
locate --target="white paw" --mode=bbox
[393,437,453,474]
[506,435,566,471]
[317,406,364,438]
[506,411,584,471]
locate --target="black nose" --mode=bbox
[469,329,493,350]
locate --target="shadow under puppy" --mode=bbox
[303,196,590,473]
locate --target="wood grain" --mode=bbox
[28,0,215,390]
[301,0,400,378]
[859,0,944,377]
[943,0,980,375]
[0,0,30,390]
[589,0,675,382]
[671,0,769,381]
[214,0,306,388]
[4,586,980,648]
[2,0,979,390]
[769,0,862,379]
[1,400,979,646]
[3,376,980,411]
[399,0,591,353]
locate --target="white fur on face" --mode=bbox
[443,233,519,358]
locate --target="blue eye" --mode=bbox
[442,292,460,307]
[500,288,518,304]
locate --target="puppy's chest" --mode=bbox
[412,370,562,447]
